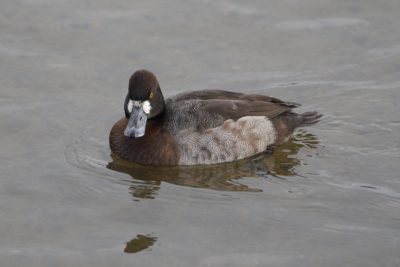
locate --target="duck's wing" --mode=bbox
[198,99,291,121]
[173,89,300,120]
[163,90,306,135]
[174,90,299,107]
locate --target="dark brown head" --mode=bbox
[123,70,165,138]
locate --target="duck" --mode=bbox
[109,70,322,166]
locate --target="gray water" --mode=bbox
[1,0,400,266]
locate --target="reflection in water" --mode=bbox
[266,129,319,177]
[107,130,319,197]
[124,234,157,253]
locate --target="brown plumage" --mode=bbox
[109,70,322,166]
[109,119,180,165]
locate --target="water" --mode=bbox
[1,0,400,266]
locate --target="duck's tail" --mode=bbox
[299,111,323,127]
[271,111,322,144]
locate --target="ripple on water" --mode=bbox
[65,115,322,196]
[276,18,369,30]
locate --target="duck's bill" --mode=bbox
[124,105,148,138]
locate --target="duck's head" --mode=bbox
[123,70,165,138]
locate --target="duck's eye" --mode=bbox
[149,92,154,99]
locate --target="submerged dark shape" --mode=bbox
[109,69,322,166]
[107,130,320,195]
[124,234,157,253]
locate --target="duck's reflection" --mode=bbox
[107,130,319,197]
[265,129,319,177]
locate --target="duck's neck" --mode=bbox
[109,118,179,166]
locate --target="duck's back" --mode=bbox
[161,90,315,165]
[162,90,297,134]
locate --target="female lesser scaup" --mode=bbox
[109,70,322,165]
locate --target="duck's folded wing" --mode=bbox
[174,89,300,120]
[197,99,292,121]
[174,89,300,108]
[164,90,303,134]
[173,89,244,101]
[176,90,300,108]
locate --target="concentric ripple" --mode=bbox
[65,114,320,193]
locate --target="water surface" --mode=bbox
[1,0,400,266]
